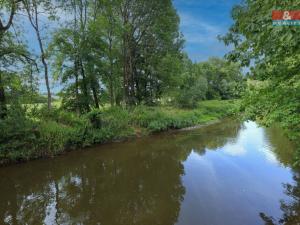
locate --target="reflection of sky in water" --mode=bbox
[177,121,295,225]
[208,121,279,165]
[44,182,57,225]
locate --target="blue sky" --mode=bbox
[173,0,242,62]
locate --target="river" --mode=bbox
[0,119,299,225]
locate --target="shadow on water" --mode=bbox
[0,119,298,225]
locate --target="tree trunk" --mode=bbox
[26,1,52,109]
[91,76,100,109]
[35,6,51,109]
[123,35,130,105]
[39,43,52,110]
[123,34,135,105]
[80,59,90,112]
[0,1,19,119]
[0,72,7,119]
[109,76,114,107]
[108,36,114,107]
[128,48,135,105]
[74,58,80,115]
[121,2,130,106]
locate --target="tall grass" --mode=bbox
[0,100,237,165]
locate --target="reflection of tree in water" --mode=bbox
[174,119,242,156]
[0,119,243,225]
[260,172,300,225]
[259,125,299,225]
[0,138,189,225]
[264,125,295,167]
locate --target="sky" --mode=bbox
[173,0,242,62]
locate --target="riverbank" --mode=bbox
[0,100,238,166]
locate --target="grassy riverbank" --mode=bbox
[0,100,237,166]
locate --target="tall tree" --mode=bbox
[51,0,183,110]
[89,0,123,106]
[0,0,24,118]
[23,0,54,109]
[119,0,183,105]
[50,0,99,113]
[196,58,244,100]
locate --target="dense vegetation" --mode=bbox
[221,0,300,165]
[0,100,236,165]
[0,0,244,165]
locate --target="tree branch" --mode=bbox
[0,1,20,32]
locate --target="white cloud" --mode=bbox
[180,12,220,33]
[178,12,225,46]
[223,144,247,156]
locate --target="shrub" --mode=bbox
[100,107,134,139]
[86,109,103,129]
[37,121,73,156]
[0,106,39,164]
[130,106,166,127]
[175,73,208,109]
[37,106,86,127]
[86,107,134,143]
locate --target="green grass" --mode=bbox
[0,100,238,165]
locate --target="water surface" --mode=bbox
[0,119,299,225]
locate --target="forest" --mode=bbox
[0,0,299,166]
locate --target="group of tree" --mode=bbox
[176,56,244,108]
[0,0,244,119]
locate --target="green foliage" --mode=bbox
[0,100,236,165]
[196,58,245,100]
[0,105,39,164]
[177,75,208,108]
[222,0,300,165]
[86,107,134,142]
[174,57,245,108]
[37,121,73,155]
[240,80,300,165]
[130,101,235,133]
[241,80,300,142]
[48,0,184,108]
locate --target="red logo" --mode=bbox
[272,11,300,20]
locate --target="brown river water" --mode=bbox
[0,119,299,225]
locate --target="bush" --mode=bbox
[37,106,86,127]
[129,105,228,133]
[100,107,134,139]
[0,106,39,164]
[86,107,134,143]
[130,106,166,127]
[37,121,73,156]
[176,76,208,109]
[86,109,103,129]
